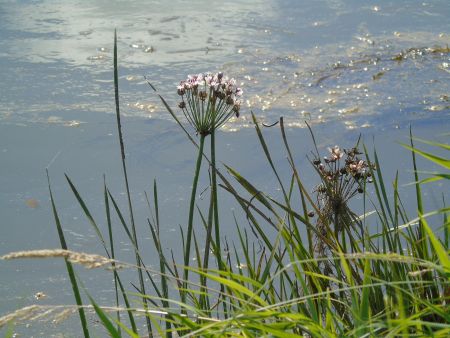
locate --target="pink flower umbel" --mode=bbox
[177,72,242,136]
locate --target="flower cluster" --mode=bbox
[312,145,376,233]
[314,146,375,189]
[177,72,243,136]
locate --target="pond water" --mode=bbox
[0,0,449,336]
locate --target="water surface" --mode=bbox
[0,0,449,335]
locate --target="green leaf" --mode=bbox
[47,170,90,338]
[420,214,450,274]
[90,298,122,338]
[402,144,450,170]
[412,138,450,151]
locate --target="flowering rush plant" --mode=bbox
[177,72,243,136]
[314,145,375,200]
[312,145,376,234]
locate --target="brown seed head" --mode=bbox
[199,91,208,101]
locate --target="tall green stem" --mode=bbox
[210,130,222,270]
[183,134,206,300]
[211,130,228,318]
[114,30,151,335]
[200,191,214,310]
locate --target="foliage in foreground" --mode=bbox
[1,33,449,337]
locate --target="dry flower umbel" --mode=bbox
[312,145,376,254]
[177,72,242,135]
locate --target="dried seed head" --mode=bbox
[177,85,185,96]
[178,101,186,109]
[328,145,343,161]
[199,91,208,101]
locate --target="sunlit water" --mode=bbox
[0,0,449,336]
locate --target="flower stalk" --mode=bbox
[177,72,242,304]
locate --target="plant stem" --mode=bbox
[200,188,214,310]
[114,30,152,335]
[210,130,223,270]
[211,130,228,318]
[183,133,206,301]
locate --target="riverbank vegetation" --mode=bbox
[1,33,449,338]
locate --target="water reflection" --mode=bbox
[0,0,448,130]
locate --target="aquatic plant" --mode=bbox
[174,71,242,308]
[310,142,376,259]
[1,33,449,338]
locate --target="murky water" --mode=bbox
[1,0,449,335]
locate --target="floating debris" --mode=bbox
[236,263,247,269]
[143,46,155,53]
[126,75,139,81]
[47,116,62,124]
[130,43,144,49]
[427,105,449,112]
[160,15,179,23]
[25,199,39,209]
[87,55,107,61]
[372,71,385,80]
[46,116,83,127]
[356,35,375,46]
[339,107,359,114]
[34,292,46,300]
[78,29,93,36]
[63,120,81,127]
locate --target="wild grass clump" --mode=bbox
[1,32,449,337]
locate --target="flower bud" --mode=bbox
[233,103,240,113]
[178,101,186,109]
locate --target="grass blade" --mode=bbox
[114,30,152,335]
[46,170,90,338]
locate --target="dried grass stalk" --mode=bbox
[1,249,118,269]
